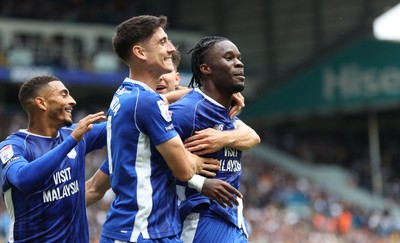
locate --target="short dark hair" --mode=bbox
[188,36,229,88]
[112,15,168,63]
[18,75,60,111]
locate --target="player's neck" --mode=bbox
[129,70,158,91]
[200,87,232,108]
[27,120,60,137]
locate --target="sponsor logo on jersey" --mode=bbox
[0,145,14,165]
[157,100,172,122]
[165,124,174,132]
[213,124,224,131]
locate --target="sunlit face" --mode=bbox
[43,81,76,127]
[205,40,245,93]
[156,69,180,94]
[143,27,176,79]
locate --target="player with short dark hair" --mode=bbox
[170,36,260,243]
[0,75,106,242]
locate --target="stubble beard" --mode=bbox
[64,119,73,127]
[49,106,73,127]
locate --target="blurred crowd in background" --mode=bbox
[0,0,144,25]
[0,32,124,73]
[266,120,400,203]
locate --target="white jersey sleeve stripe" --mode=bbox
[107,116,113,174]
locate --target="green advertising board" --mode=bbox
[241,38,400,122]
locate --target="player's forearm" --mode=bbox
[85,169,111,207]
[157,136,195,181]
[185,150,198,173]
[85,179,102,206]
[224,122,260,150]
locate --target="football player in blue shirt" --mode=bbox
[0,75,107,242]
[99,15,243,243]
[85,49,222,207]
[170,36,261,243]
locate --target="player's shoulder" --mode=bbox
[171,89,202,107]
[0,131,27,157]
[1,130,29,145]
[117,86,161,105]
[136,91,165,109]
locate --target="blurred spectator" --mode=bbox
[6,35,34,67]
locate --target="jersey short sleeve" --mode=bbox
[135,93,177,146]
[99,159,109,175]
[0,140,25,191]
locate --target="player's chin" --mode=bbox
[233,83,245,93]
[64,118,73,127]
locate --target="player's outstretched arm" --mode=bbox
[156,135,195,182]
[184,120,260,155]
[85,168,110,207]
[5,112,106,193]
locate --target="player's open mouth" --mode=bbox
[65,108,73,114]
[165,57,172,63]
[156,85,166,90]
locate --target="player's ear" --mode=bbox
[34,96,47,111]
[200,64,211,75]
[174,72,180,86]
[133,45,146,60]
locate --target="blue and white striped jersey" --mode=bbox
[100,78,181,242]
[169,88,247,231]
[0,123,106,242]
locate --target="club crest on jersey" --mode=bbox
[157,100,172,122]
[67,148,77,159]
[213,124,224,131]
[0,145,14,165]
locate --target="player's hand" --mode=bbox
[71,111,106,142]
[201,179,242,208]
[189,153,220,177]
[229,92,245,119]
[185,128,226,155]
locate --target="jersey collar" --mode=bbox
[123,77,156,93]
[194,88,225,108]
